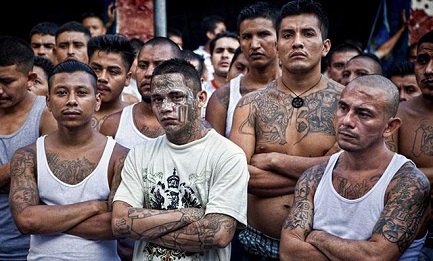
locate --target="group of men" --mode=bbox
[1,1,433,261]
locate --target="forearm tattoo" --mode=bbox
[283,164,325,237]
[153,213,236,252]
[115,207,204,240]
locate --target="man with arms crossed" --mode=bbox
[229,0,344,259]
[112,58,249,260]
[387,29,433,261]
[280,74,430,261]
[9,60,129,260]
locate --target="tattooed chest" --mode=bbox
[253,95,336,145]
[46,153,98,185]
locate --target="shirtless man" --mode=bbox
[9,60,129,260]
[229,0,344,259]
[387,29,433,261]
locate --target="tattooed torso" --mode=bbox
[237,80,343,156]
[394,100,433,169]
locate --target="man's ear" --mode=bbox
[197,90,207,108]
[383,116,402,138]
[27,71,37,91]
[95,93,102,112]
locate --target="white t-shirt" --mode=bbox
[114,129,249,261]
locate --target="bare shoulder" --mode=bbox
[300,160,329,186]
[325,77,345,93]
[236,80,277,107]
[392,161,430,192]
[12,142,37,159]
[211,82,231,106]
[397,96,430,119]
[100,110,123,136]
[112,143,130,161]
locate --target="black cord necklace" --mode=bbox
[281,74,322,108]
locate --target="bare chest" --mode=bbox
[253,90,338,155]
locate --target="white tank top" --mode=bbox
[314,151,425,260]
[29,135,120,261]
[115,104,156,149]
[225,74,243,137]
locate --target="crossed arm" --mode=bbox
[280,162,431,261]
[228,96,331,197]
[112,201,236,252]
[8,144,125,240]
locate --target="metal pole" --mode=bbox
[154,0,166,37]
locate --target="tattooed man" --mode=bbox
[387,29,433,261]
[111,58,249,261]
[228,0,344,259]
[9,60,129,260]
[280,75,430,261]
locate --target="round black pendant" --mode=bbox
[292,97,304,108]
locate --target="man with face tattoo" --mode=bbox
[111,58,249,261]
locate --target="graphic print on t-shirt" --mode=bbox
[150,168,201,210]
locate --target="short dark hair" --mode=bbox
[229,46,243,70]
[418,29,433,46]
[48,60,97,93]
[325,41,363,67]
[152,58,202,95]
[29,22,59,38]
[87,34,136,71]
[167,28,183,38]
[181,49,205,78]
[56,21,91,39]
[0,36,34,74]
[237,1,279,32]
[209,31,239,55]
[386,60,415,78]
[80,11,105,23]
[129,37,145,56]
[277,0,329,40]
[201,15,225,35]
[34,56,55,77]
[350,52,383,75]
[140,37,182,58]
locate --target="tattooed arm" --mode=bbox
[112,201,205,241]
[205,85,230,136]
[282,162,431,261]
[112,201,234,252]
[9,145,109,235]
[150,213,237,252]
[65,144,129,240]
[280,164,329,261]
[229,93,296,197]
